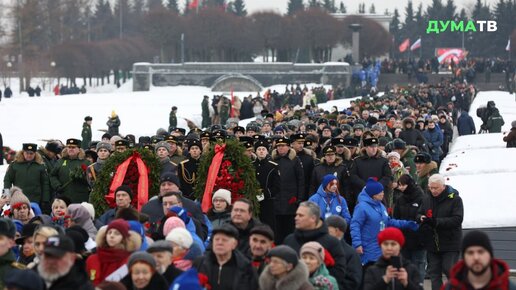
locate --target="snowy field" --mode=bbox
[1,81,515,229]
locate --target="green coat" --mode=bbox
[169,111,177,131]
[401,146,418,180]
[202,98,211,128]
[0,250,25,289]
[50,148,91,203]
[416,161,439,191]
[487,110,505,133]
[81,122,92,149]
[308,264,339,290]
[3,152,50,203]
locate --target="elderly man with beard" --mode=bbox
[37,234,93,290]
[443,231,516,290]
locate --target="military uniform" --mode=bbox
[291,133,317,198]
[81,117,92,150]
[50,139,91,203]
[178,157,200,199]
[253,144,280,232]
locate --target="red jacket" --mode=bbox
[85,247,131,286]
[442,259,516,290]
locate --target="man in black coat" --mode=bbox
[417,174,463,290]
[283,201,348,290]
[290,133,317,198]
[399,117,427,149]
[325,215,362,290]
[193,224,258,290]
[349,137,393,209]
[271,137,305,244]
[310,145,348,194]
[252,140,280,232]
[227,199,261,255]
[177,139,202,199]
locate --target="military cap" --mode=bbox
[252,134,265,141]
[200,131,211,139]
[233,126,246,134]
[414,152,432,164]
[189,128,202,135]
[343,137,359,148]
[84,116,92,121]
[66,138,81,147]
[22,143,37,152]
[164,135,178,144]
[331,137,346,147]
[188,139,202,151]
[317,118,328,125]
[305,123,317,131]
[290,133,307,142]
[275,137,290,147]
[115,139,129,147]
[329,119,337,127]
[151,136,164,144]
[323,146,337,155]
[254,140,269,150]
[142,144,155,151]
[304,140,313,148]
[210,125,222,132]
[212,130,227,140]
[239,136,254,143]
[173,128,186,136]
[363,137,379,147]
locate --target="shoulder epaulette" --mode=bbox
[268,161,278,166]
[11,261,26,269]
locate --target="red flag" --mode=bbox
[399,38,410,52]
[188,0,199,9]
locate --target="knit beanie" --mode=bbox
[300,241,325,265]
[377,227,405,247]
[163,217,186,237]
[387,151,401,160]
[115,185,133,199]
[155,141,171,153]
[212,189,231,205]
[9,187,31,209]
[107,219,130,239]
[365,178,384,197]
[166,228,193,249]
[461,230,493,257]
[321,174,338,189]
[128,251,156,269]
[268,245,299,267]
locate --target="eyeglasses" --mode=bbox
[213,198,226,203]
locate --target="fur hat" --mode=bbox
[212,189,231,205]
[392,138,406,150]
[160,172,180,186]
[9,187,31,209]
[300,241,325,265]
[166,228,193,249]
[155,141,171,153]
[163,217,186,237]
[96,142,112,152]
[365,178,384,197]
[107,219,130,239]
[378,227,405,247]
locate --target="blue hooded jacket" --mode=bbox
[309,184,351,225]
[351,190,418,265]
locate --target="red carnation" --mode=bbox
[3,210,11,217]
[323,248,335,267]
[426,209,433,218]
[387,207,393,215]
[288,197,297,205]
[81,164,88,172]
[198,273,211,290]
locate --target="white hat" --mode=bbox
[166,228,193,249]
[80,202,95,219]
[387,152,401,160]
[212,189,231,205]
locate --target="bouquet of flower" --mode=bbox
[214,160,245,202]
[52,211,72,228]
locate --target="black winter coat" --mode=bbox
[193,250,258,290]
[106,116,120,136]
[178,156,200,199]
[296,148,317,198]
[364,256,423,290]
[310,156,348,194]
[417,188,463,252]
[229,218,261,256]
[350,148,392,189]
[121,272,168,290]
[271,148,305,215]
[393,183,425,250]
[44,263,94,290]
[253,156,280,229]
[339,238,363,290]
[399,128,426,148]
[283,223,348,290]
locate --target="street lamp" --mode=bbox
[6,62,12,87]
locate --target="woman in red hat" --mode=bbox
[363,227,423,290]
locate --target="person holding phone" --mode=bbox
[364,227,423,290]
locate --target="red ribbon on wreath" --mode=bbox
[201,144,226,213]
[106,151,149,211]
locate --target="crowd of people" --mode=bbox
[1,78,516,290]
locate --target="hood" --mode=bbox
[418,161,438,177]
[448,259,511,290]
[14,151,44,164]
[95,226,142,252]
[271,148,297,161]
[402,117,416,128]
[315,184,337,200]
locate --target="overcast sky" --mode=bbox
[232,0,500,19]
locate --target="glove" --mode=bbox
[422,217,437,228]
[406,221,419,231]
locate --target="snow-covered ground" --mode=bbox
[440,91,516,229]
[1,81,515,229]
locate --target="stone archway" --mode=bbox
[211,74,263,92]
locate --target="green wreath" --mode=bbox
[194,139,261,214]
[90,148,162,217]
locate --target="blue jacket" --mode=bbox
[423,128,443,161]
[351,190,418,265]
[185,218,206,253]
[309,185,351,225]
[457,111,476,136]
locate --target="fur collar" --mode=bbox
[259,261,310,290]
[298,148,317,159]
[271,148,297,161]
[358,147,386,159]
[95,226,142,252]
[418,161,438,177]
[14,151,44,164]
[320,156,343,166]
[61,147,86,160]
[400,145,418,159]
